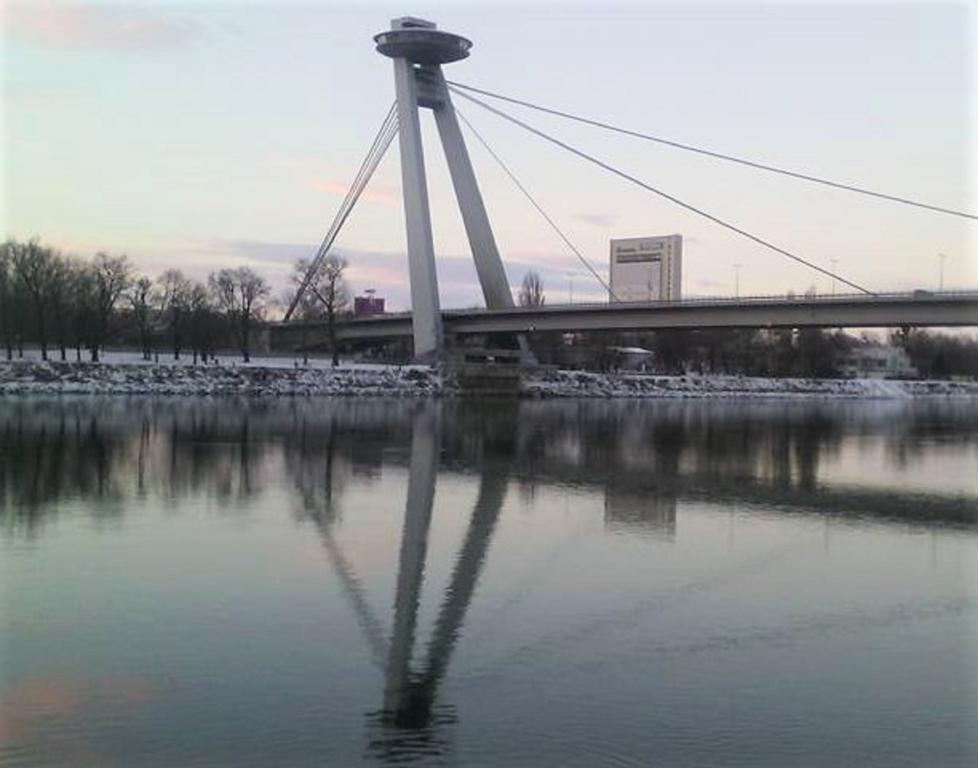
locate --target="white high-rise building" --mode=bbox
[609,235,682,302]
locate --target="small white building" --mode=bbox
[608,346,655,372]
[609,235,682,303]
[840,345,917,379]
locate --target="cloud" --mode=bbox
[573,212,618,228]
[6,3,199,51]
[304,178,399,206]
[225,239,497,309]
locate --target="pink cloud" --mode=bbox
[6,3,198,51]
[305,178,400,206]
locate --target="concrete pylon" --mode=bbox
[376,18,516,361]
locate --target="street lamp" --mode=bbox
[830,259,838,295]
[733,263,741,299]
[938,253,946,291]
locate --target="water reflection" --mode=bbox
[299,404,513,762]
[2,396,977,765]
[3,398,976,536]
[373,406,512,761]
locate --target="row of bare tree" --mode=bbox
[0,238,353,364]
[0,238,354,364]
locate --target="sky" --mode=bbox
[2,0,976,309]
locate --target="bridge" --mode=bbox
[280,16,976,360]
[270,290,978,348]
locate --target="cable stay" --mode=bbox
[455,107,620,302]
[447,80,977,223]
[449,86,874,296]
[286,102,399,321]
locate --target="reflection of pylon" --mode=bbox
[382,406,510,721]
[376,18,517,360]
[309,403,510,757]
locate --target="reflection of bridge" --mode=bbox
[270,291,978,349]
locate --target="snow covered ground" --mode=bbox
[2,348,420,372]
[0,359,438,397]
[524,370,978,399]
[1,356,975,399]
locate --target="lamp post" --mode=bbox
[938,253,946,291]
[733,263,741,299]
[830,259,837,295]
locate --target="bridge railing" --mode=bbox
[437,289,978,314]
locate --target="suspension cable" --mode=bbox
[449,86,874,295]
[455,107,620,302]
[286,102,399,320]
[447,80,977,222]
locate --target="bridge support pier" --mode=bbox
[378,17,517,362]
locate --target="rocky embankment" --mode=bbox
[0,361,440,397]
[1,360,976,399]
[525,370,978,398]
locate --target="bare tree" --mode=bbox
[128,277,155,361]
[288,259,328,322]
[186,282,213,364]
[68,263,95,362]
[319,257,351,368]
[282,268,323,365]
[88,253,132,362]
[518,270,545,307]
[157,269,192,359]
[9,238,59,360]
[208,267,270,362]
[293,256,350,367]
[0,245,15,360]
[47,255,74,361]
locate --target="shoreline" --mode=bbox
[2,360,977,399]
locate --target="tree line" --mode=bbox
[0,238,269,363]
[0,238,355,365]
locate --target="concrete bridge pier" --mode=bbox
[375,17,519,362]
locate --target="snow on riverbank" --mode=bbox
[525,370,978,399]
[0,361,439,397]
[1,359,975,399]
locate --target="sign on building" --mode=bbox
[609,235,682,302]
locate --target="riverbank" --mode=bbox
[2,359,976,398]
[0,360,439,397]
[527,370,978,398]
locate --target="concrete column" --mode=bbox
[392,58,444,360]
[431,70,515,310]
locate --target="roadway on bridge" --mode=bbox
[271,291,978,346]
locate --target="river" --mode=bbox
[2,396,976,766]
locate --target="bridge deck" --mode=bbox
[270,291,978,347]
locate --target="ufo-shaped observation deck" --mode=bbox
[374,20,471,65]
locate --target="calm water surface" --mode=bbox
[2,397,977,767]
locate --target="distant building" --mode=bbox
[354,292,385,316]
[608,346,655,372]
[840,345,917,379]
[609,234,682,303]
